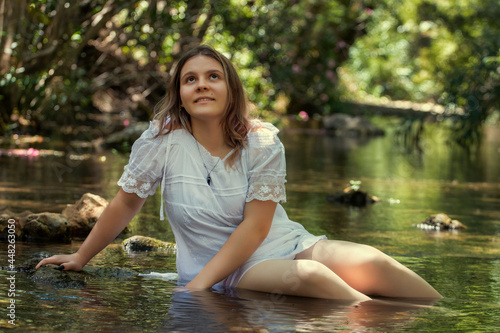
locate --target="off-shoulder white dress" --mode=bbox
[118,120,326,288]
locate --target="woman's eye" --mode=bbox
[186,77,195,83]
[210,74,219,80]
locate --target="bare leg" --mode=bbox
[237,259,371,301]
[296,240,442,299]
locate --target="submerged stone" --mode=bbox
[6,256,136,289]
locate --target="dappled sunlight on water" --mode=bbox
[1,122,499,331]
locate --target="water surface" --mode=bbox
[1,121,499,332]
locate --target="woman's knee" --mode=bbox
[348,244,396,274]
[294,260,333,285]
[360,244,391,263]
[293,260,371,300]
[312,241,387,267]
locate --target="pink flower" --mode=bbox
[298,111,309,121]
[27,148,40,157]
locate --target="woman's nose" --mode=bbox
[196,79,209,91]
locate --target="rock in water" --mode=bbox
[0,210,29,239]
[122,235,176,253]
[22,213,72,242]
[5,256,136,289]
[327,190,381,207]
[416,213,467,231]
[62,193,109,238]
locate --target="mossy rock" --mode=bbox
[6,256,136,289]
[122,235,176,253]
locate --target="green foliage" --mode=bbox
[0,0,131,135]
[207,0,373,115]
[1,0,374,136]
[0,0,497,143]
[434,0,500,145]
[349,180,361,191]
[340,0,500,144]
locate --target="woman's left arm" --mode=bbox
[186,199,277,290]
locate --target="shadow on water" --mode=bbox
[0,121,499,331]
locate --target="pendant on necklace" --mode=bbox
[207,175,211,185]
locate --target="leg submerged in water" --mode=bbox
[237,259,371,301]
[295,240,442,299]
[238,240,442,300]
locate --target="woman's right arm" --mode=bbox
[35,189,146,271]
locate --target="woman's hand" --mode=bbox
[35,253,86,271]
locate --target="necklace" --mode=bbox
[193,138,221,186]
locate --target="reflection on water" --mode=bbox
[164,288,440,332]
[0,122,499,331]
[0,258,444,333]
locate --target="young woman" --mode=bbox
[37,45,442,301]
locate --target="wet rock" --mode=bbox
[7,257,136,289]
[0,210,33,239]
[323,113,385,137]
[122,235,176,253]
[22,213,72,242]
[0,193,125,242]
[327,190,381,207]
[62,193,109,238]
[416,213,467,231]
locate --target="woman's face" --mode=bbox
[179,55,228,124]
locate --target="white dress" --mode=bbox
[118,120,326,288]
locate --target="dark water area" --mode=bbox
[0,120,499,332]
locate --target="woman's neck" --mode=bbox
[191,121,230,158]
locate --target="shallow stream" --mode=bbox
[1,120,499,332]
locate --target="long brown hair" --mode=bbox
[154,45,250,168]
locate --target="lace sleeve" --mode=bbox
[245,121,287,203]
[117,121,168,198]
[246,175,287,203]
[117,167,160,198]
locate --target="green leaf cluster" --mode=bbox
[1,0,374,137]
[340,0,500,144]
[0,0,497,144]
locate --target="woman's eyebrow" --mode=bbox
[181,69,224,81]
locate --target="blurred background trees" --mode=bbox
[340,0,500,145]
[1,0,498,144]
